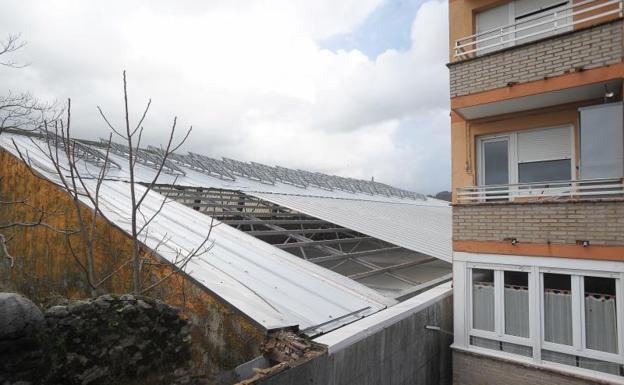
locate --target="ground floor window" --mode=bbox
[465,264,624,378]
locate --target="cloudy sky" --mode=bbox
[0,0,450,194]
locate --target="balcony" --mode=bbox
[453,179,624,247]
[456,177,624,204]
[448,0,623,98]
[454,0,622,59]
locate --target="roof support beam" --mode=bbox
[222,219,328,226]
[309,246,402,264]
[246,228,352,237]
[274,236,374,249]
[347,257,437,280]
[393,273,453,301]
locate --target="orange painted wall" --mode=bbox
[449,0,505,61]
[0,148,264,374]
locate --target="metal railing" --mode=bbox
[456,177,624,203]
[455,0,623,58]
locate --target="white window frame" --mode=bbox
[540,269,624,364]
[476,125,576,187]
[467,264,534,350]
[456,253,624,380]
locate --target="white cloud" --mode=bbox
[0,0,450,193]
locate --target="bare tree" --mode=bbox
[14,73,214,296]
[97,71,212,294]
[0,34,65,270]
[0,33,59,135]
[0,33,27,68]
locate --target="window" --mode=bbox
[473,269,495,331]
[505,271,529,338]
[543,273,573,345]
[482,139,510,185]
[464,264,624,379]
[469,267,532,356]
[540,273,622,376]
[584,276,618,354]
[478,126,574,187]
[518,159,571,183]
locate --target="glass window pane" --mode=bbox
[483,140,509,185]
[473,269,495,332]
[585,276,618,354]
[505,271,529,338]
[543,273,573,345]
[518,159,571,183]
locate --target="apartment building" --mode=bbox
[448,0,624,383]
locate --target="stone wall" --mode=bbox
[453,200,624,245]
[453,350,608,385]
[448,20,623,97]
[0,293,192,385]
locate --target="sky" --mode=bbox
[0,0,451,194]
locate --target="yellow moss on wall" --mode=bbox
[0,147,264,374]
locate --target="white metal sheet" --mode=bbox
[1,133,395,333]
[248,193,453,262]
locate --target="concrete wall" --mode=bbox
[449,20,623,97]
[453,200,624,245]
[253,286,453,385]
[453,350,610,385]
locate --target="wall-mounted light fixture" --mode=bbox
[504,237,519,245]
[577,240,590,247]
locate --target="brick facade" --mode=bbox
[453,350,609,385]
[448,20,623,97]
[453,200,624,245]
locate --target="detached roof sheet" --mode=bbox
[2,132,452,332]
[249,193,452,262]
[2,134,393,334]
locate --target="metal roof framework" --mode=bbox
[153,185,451,300]
[3,133,401,335]
[43,132,121,170]
[102,140,186,176]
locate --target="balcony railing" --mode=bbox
[456,178,624,203]
[454,0,623,59]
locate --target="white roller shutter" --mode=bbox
[476,3,514,54]
[514,0,568,17]
[517,126,572,163]
[514,0,571,44]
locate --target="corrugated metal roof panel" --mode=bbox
[2,133,394,334]
[247,193,452,262]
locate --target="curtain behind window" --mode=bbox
[544,290,573,345]
[505,286,530,337]
[585,295,618,353]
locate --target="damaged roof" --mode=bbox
[1,132,451,335]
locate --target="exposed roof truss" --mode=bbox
[152,185,451,300]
